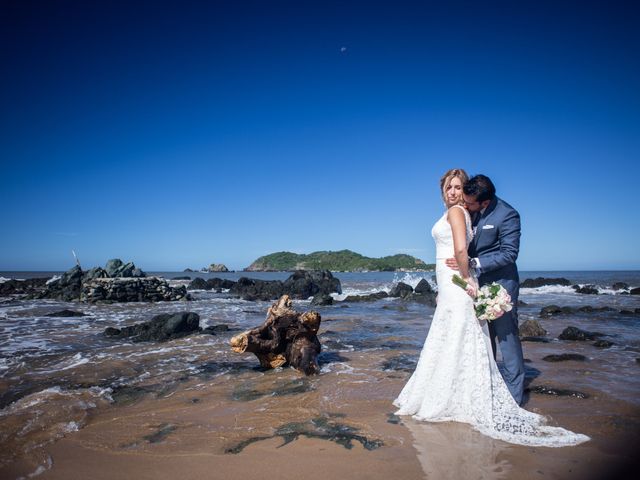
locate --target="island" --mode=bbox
[244,249,434,272]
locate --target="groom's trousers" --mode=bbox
[487,279,525,406]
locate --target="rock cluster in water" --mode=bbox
[82,276,189,303]
[41,260,188,303]
[520,277,571,288]
[104,312,201,342]
[189,270,342,301]
[339,279,436,306]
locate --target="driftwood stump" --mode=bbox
[230,295,322,375]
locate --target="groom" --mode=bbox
[447,174,525,405]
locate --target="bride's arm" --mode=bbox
[448,207,476,295]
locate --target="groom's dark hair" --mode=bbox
[463,175,496,202]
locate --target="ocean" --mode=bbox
[1,270,639,477]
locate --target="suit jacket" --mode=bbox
[468,196,520,295]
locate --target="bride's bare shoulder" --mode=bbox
[447,204,467,218]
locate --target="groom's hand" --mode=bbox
[445,257,459,270]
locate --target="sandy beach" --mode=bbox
[2,345,639,480]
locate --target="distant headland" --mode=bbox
[244,250,434,272]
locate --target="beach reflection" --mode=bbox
[404,419,513,480]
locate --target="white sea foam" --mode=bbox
[0,276,11,283]
[0,386,71,416]
[520,285,577,295]
[45,275,61,285]
[38,353,90,373]
[16,455,53,479]
[392,272,433,288]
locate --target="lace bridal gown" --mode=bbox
[393,205,589,447]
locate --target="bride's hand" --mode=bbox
[465,278,478,298]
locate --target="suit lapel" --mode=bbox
[471,198,498,249]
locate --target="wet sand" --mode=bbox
[2,345,639,480]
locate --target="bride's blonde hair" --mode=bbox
[440,168,469,204]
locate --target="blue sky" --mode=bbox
[1,1,639,271]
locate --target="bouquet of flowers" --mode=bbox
[452,274,513,321]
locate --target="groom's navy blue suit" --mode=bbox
[468,196,525,405]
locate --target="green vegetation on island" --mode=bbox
[245,250,434,272]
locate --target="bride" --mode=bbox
[393,168,589,447]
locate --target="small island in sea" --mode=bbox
[244,249,434,272]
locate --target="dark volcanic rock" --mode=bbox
[520,277,571,288]
[593,340,614,348]
[105,258,145,278]
[82,277,189,302]
[202,324,231,335]
[540,305,575,317]
[44,309,87,317]
[520,336,551,343]
[188,277,209,290]
[0,277,50,295]
[389,282,413,298]
[406,292,437,306]
[573,284,599,295]
[414,279,433,294]
[172,276,191,280]
[228,271,341,301]
[83,267,109,282]
[282,270,342,298]
[630,287,640,295]
[311,293,334,306]
[229,277,285,301]
[381,354,418,372]
[104,312,200,342]
[558,326,604,341]
[612,282,629,291]
[542,353,587,362]
[44,265,84,301]
[207,278,236,290]
[518,319,547,337]
[342,291,389,302]
[577,306,615,313]
[530,385,589,398]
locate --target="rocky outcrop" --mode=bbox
[105,259,145,278]
[311,293,334,306]
[44,309,87,317]
[37,261,187,303]
[573,284,599,295]
[82,277,189,303]
[612,282,629,291]
[342,292,389,302]
[630,287,640,295]
[282,270,342,298]
[104,312,200,342]
[558,326,604,341]
[0,277,50,296]
[229,277,287,301]
[187,277,237,291]
[518,319,547,337]
[207,264,229,272]
[188,278,209,290]
[529,385,589,398]
[42,265,84,301]
[520,277,571,288]
[542,353,587,362]
[229,270,342,301]
[539,305,614,317]
[389,282,413,298]
[414,279,434,294]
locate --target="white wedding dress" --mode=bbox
[393,206,589,447]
